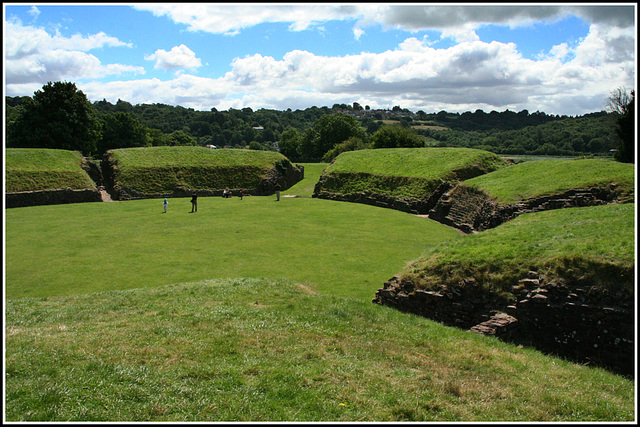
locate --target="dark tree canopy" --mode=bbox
[7,81,101,156]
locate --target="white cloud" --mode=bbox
[132,4,635,42]
[27,5,40,19]
[4,19,143,86]
[145,44,202,71]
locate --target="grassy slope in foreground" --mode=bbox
[5,148,96,192]
[108,146,291,195]
[5,278,634,422]
[318,147,509,199]
[399,203,635,297]
[462,158,635,205]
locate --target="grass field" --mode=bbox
[5,148,96,192]
[4,161,636,422]
[4,189,458,301]
[463,158,635,204]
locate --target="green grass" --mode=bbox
[5,278,635,421]
[5,148,96,192]
[400,203,636,297]
[4,195,458,301]
[463,158,635,204]
[283,163,328,197]
[108,146,293,195]
[318,147,508,199]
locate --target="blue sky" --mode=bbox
[3,3,636,115]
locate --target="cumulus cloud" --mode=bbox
[133,4,357,35]
[145,44,202,71]
[4,19,143,86]
[133,4,635,42]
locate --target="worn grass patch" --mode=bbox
[5,278,635,422]
[5,148,96,192]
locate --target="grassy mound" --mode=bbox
[104,146,296,197]
[5,278,634,422]
[316,148,509,199]
[5,148,96,192]
[462,158,635,205]
[399,203,635,299]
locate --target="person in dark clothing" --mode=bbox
[191,192,198,212]
[275,183,281,201]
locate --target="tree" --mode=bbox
[98,112,149,153]
[279,129,303,161]
[7,81,101,155]
[300,113,364,161]
[371,125,423,149]
[607,88,635,163]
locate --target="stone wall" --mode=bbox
[102,156,304,201]
[429,183,625,233]
[373,273,635,377]
[5,188,102,208]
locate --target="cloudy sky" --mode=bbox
[3,3,636,115]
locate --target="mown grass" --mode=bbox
[4,195,458,301]
[463,158,635,205]
[399,203,636,297]
[5,148,96,192]
[282,163,327,197]
[108,146,292,195]
[318,147,508,199]
[5,278,635,422]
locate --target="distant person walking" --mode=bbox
[275,183,281,201]
[239,189,244,200]
[163,198,168,213]
[191,192,198,212]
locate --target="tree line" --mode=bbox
[5,81,635,163]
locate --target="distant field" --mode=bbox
[317,147,508,199]
[107,146,293,195]
[5,148,96,192]
[463,158,635,204]
[399,203,636,296]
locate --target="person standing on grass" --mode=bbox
[163,198,168,213]
[275,183,281,201]
[191,192,198,212]
[239,189,244,200]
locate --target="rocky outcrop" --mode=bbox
[373,273,635,377]
[5,188,102,208]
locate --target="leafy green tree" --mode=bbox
[608,89,635,163]
[98,112,149,153]
[371,125,423,149]
[167,130,197,146]
[7,81,101,155]
[322,136,370,162]
[278,129,302,161]
[300,113,364,161]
